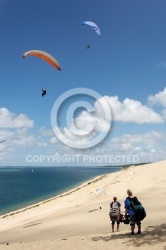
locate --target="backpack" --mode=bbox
[109,201,120,221]
[122,214,130,224]
[125,197,146,222]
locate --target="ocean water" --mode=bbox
[0,166,122,215]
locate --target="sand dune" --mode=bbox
[0,160,166,249]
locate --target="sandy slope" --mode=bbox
[0,160,166,249]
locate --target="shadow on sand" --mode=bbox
[91,223,166,247]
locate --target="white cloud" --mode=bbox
[162,109,166,119]
[111,131,164,151]
[50,137,57,143]
[51,107,111,148]
[0,108,34,128]
[39,127,54,136]
[1,89,166,166]
[37,142,47,147]
[50,92,165,150]
[147,87,166,108]
[0,108,38,162]
[101,96,164,123]
[74,111,110,133]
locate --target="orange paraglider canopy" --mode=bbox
[22,50,61,71]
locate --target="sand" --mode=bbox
[0,160,166,250]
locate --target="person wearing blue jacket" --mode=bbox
[124,189,142,235]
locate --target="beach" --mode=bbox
[0,160,166,250]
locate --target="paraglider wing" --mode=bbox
[95,189,106,196]
[22,50,61,71]
[82,21,101,37]
[0,140,5,143]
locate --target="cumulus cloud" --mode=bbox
[50,92,165,149]
[161,109,166,119]
[99,96,164,124]
[50,137,57,143]
[1,90,166,165]
[147,87,166,108]
[0,108,34,128]
[49,130,166,165]
[108,131,166,163]
[111,131,164,151]
[39,127,54,136]
[53,125,93,147]
[37,142,47,147]
[0,108,36,161]
[51,101,111,148]
[73,111,110,133]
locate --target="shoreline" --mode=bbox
[0,172,110,219]
[0,166,122,217]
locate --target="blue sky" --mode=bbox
[0,0,166,166]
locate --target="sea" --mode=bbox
[0,166,122,216]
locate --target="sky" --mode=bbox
[0,0,166,166]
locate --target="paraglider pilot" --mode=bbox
[42,89,47,97]
[86,44,90,49]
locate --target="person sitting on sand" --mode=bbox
[125,189,142,235]
[109,196,121,232]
